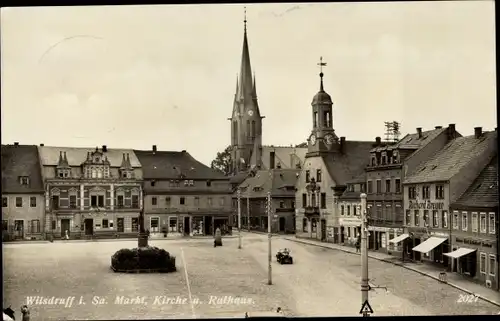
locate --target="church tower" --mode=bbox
[230,9,263,174]
[307,57,339,156]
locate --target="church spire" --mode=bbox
[252,72,257,97]
[237,6,253,100]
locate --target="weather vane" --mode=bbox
[317,56,327,74]
[244,6,247,31]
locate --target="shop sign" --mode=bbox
[368,226,390,232]
[430,231,448,238]
[407,227,428,234]
[455,237,494,248]
[339,218,361,226]
[408,201,445,210]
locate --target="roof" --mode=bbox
[134,150,226,180]
[38,146,141,167]
[259,146,307,170]
[370,128,446,152]
[321,141,374,186]
[346,171,366,184]
[404,131,497,184]
[452,156,498,209]
[1,145,44,194]
[237,169,300,198]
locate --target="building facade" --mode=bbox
[367,125,460,255]
[38,145,143,239]
[135,147,233,237]
[337,173,366,247]
[449,156,498,291]
[403,128,497,269]
[2,144,45,241]
[235,168,299,233]
[295,70,373,241]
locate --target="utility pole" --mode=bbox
[237,188,242,249]
[360,193,370,315]
[267,191,272,285]
[247,189,250,232]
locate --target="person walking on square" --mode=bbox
[355,235,361,253]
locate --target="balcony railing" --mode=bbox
[304,206,320,215]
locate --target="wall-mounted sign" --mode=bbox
[408,201,445,210]
[455,237,493,248]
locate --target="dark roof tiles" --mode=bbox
[1,145,45,194]
[238,169,299,198]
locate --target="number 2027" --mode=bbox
[457,294,478,303]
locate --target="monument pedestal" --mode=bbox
[138,233,149,248]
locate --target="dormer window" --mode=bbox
[19,176,30,185]
[371,156,377,167]
[381,152,387,165]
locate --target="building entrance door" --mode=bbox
[14,220,24,239]
[321,219,326,241]
[61,219,70,238]
[279,217,285,232]
[184,217,190,235]
[84,219,94,236]
[340,226,345,243]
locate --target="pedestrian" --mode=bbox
[20,306,29,321]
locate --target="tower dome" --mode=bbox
[312,72,333,105]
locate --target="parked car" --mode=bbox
[276,248,293,264]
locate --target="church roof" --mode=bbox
[311,73,333,105]
[1,144,45,194]
[404,131,497,184]
[452,156,498,209]
[320,140,374,186]
[38,146,141,167]
[259,145,308,170]
[237,168,300,199]
[134,150,226,180]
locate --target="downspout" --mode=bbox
[497,208,499,291]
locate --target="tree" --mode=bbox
[211,146,232,176]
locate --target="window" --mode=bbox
[279,201,285,208]
[70,195,77,208]
[405,210,411,226]
[151,181,156,187]
[302,218,308,232]
[471,212,478,232]
[435,185,444,199]
[376,180,381,193]
[51,220,56,230]
[291,201,295,208]
[462,212,468,231]
[311,193,316,207]
[206,180,212,187]
[489,255,496,276]
[442,211,448,228]
[3,220,8,231]
[311,219,317,232]
[453,211,459,229]
[395,179,401,193]
[169,218,177,232]
[347,227,351,237]
[353,206,357,216]
[219,197,225,206]
[432,210,438,227]
[305,170,310,183]
[316,169,322,182]
[423,210,429,226]
[251,120,256,138]
[347,205,351,216]
[371,156,376,167]
[20,176,29,185]
[180,197,186,205]
[320,193,326,208]
[414,210,420,226]
[91,195,97,207]
[313,112,318,127]
[15,197,22,207]
[361,183,366,193]
[367,181,373,194]
[98,195,104,207]
[385,179,391,193]
[131,218,138,232]
[194,197,200,206]
[29,197,36,208]
[52,196,59,209]
[478,213,486,233]
[408,186,416,199]
[341,205,345,216]
[489,212,496,234]
[117,195,124,207]
[102,219,109,228]
[422,186,430,199]
[2,197,7,207]
[30,220,40,233]
[165,197,171,208]
[151,197,157,206]
[302,194,307,208]
[132,195,139,208]
[480,253,486,274]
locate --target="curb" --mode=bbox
[284,237,500,308]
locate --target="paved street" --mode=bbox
[3,234,499,320]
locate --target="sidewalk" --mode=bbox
[283,236,500,308]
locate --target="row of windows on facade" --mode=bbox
[404,210,496,234]
[231,199,295,210]
[367,179,402,194]
[57,168,134,179]
[301,218,361,238]
[2,219,41,233]
[150,180,211,187]
[366,205,404,222]
[301,193,327,208]
[50,194,139,209]
[2,196,37,208]
[370,150,400,167]
[479,252,497,277]
[313,111,332,128]
[407,185,445,200]
[151,196,227,207]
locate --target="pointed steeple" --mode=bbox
[234,74,239,99]
[252,73,257,98]
[237,7,253,101]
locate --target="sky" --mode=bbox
[1,2,496,166]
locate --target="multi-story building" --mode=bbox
[295,69,373,241]
[337,172,366,247]
[403,128,497,269]
[448,156,498,291]
[235,168,299,233]
[134,146,232,237]
[367,125,460,255]
[38,145,143,239]
[1,143,45,241]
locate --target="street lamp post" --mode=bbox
[237,188,242,249]
[267,191,272,285]
[360,193,369,305]
[247,190,250,232]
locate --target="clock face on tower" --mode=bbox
[247,110,254,116]
[309,134,317,145]
[325,134,335,145]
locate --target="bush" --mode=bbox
[111,246,176,273]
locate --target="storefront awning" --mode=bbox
[443,247,477,259]
[388,234,409,244]
[412,236,447,253]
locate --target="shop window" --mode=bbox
[414,210,420,226]
[169,218,177,232]
[462,212,468,231]
[302,218,308,232]
[479,253,486,274]
[131,218,138,232]
[432,210,438,227]
[452,211,459,229]
[405,210,411,226]
[30,220,40,233]
[442,211,448,228]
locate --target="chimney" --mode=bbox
[181,150,186,153]
[416,128,422,138]
[270,151,276,169]
[435,126,442,129]
[102,145,107,152]
[448,124,456,140]
[40,143,44,146]
[14,142,19,146]
[340,137,346,153]
[474,127,482,139]
[375,137,381,145]
[152,145,157,153]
